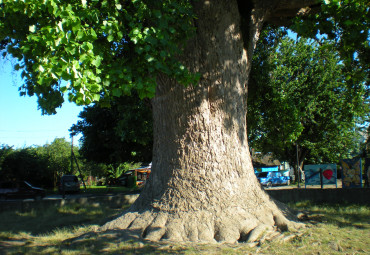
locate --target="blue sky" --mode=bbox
[0,59,83,148]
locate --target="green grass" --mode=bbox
[82,185,140,194]
[0,203,126,237]
[0,202,369,254]
[47,185,139,195]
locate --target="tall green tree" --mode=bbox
[0,139,79,188]
[70,94,153,166]
[0,144,13,173]
[248,33,368,177]
[39,138,79,186]
[0,147,52,188]
[1,0,368,244]
[41,138,74,173]
[292,0,370,88]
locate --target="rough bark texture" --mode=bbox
[100,0,311,243]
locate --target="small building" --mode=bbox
[252,152,281,173]
[251,152,290,178]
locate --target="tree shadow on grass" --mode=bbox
[64,229,177,254]
[290,202,370,230]
[0,203,126,235]
[0,229,202,254]
[323,212,369,229]
[0,204,203,254]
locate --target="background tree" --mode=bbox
[248,33,369,179]
[0,139,81,188]
[0,144,13,173]
[1,0,368,244]
[291,0,369,89]
[39,138,79,186]
[0,147,52,188]
[70,94,153,167]
[81,161,108,181]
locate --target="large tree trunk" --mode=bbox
[101,0,302,243]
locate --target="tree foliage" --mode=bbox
[292,0,370,89]
[0,146,52,187]
[40,138,73,175]
[0,144,13,173]
[248,28,368,169]
[0,0,368,115]
[0,0,197,114]
[0,138,80,188]
[70,94,153,165]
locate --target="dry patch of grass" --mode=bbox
[0,201,369,254]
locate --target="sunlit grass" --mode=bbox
[83,185,139,194]
[47,185,139,195]
[31,225,98,249]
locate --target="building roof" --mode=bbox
[252,153,281,167]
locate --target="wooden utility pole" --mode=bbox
[70,133,86,190]
[297,143,300,188]
[71,134,74,173]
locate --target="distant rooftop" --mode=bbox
[252,152,281,167]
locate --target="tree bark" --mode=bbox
[294,146,307,183]
[101,0,304,243]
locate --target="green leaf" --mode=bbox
[343,20,353,26]
[29,25,36,33]
[81,42,93,51]
[82,0,87,8]
[79,53,89,63]
[160,51,167,58]
[107,34,114,42]
[146,55,155,62]
[89,29,97,40]
[117,31,123,39]
[60,86,68,93]
[91,56,102,67]
[86,42,93,50]
[112,88,122,97]
[77,30,85,40]
[92,93,101,101]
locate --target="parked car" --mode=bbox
[0,181,46,200]
[59,175,80,193]
[256,171,290,187]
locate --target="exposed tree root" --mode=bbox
[99,199,305,244]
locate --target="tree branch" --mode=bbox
[264,0,321,26]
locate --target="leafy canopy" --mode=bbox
[0,138,82,187]
[0,0,196,114]
[248,29,368,166]
[70,94,153,165]
[292,0,370,88]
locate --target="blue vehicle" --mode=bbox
[256,171,290,187]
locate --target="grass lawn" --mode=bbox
[0,201,368,254]
[47,185,140,195]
